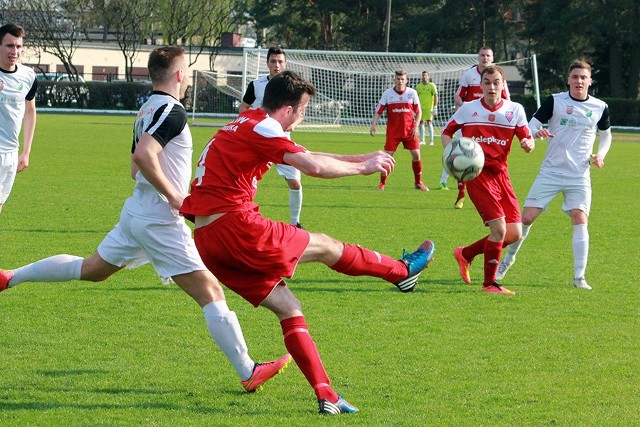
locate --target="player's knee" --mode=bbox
[288,180,302,190]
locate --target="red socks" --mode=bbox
[331,243,407,283]
[462,236,504,286]
[457,181,466,199]
[412,160,423,185]
[483,239,503,286]
[281,316,338,401]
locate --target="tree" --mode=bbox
[3,0,90,81]
[106,0,156,82]
[157,0,250,70]
[520,0,640,98]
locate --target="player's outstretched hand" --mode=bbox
[362,152,395,176]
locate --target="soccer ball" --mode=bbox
[442,137,485,182]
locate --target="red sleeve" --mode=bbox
[375,103,386,115]
[456,85,467,99]
[515,124,532,141]
[442,119,461,138]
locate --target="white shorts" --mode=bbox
[275,163,301,180]
[0,151,18,204]
[524,172,592,216]
[97,209,206,281]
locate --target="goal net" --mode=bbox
[191,49,539,133]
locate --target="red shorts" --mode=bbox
[193,207,310,307]
[384,135,419,152]
[466,169,521,225]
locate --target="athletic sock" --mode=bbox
[412,160,423,185]
[462,236,488,264]
[330,243,407,283]
[203,301,255,380]
[502,224,531,265]
[281,316,338,402]
[419,124,425,141]
[428,123,434,143]
[289,188,303,224]
[439,168,449,184]
[380,174,388,186]
[457,181,466,199]
[10,254,83,286]
[572,223,589,279]
[483,240,504,286]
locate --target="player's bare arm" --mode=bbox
[311,150,395,164]
[132,133,185,210]
[284,151,394,178]
[17,98,36,172]
[370,113,381,136]
[239,102,251,112]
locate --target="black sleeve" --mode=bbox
[242,81,256,105]
[597,105,611,131]
[131,103,187,153]
[532,95,554,123]
[146,104,187,147]
[25,78,38,101]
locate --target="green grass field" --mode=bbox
[1,114,638,426]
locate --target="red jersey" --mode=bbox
[442,98,531,174]
[375,87,420,138]
[181,109,307,216]
[456,66,510,102]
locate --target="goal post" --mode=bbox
[191,49,540,133]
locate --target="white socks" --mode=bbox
[9,254,83,287]
[439,168,449,184]
[202,301,255,380]
[428,123,434,143]
[503,224,531,265]
[419,123,425,141]
[573,223,589,279]
[289,188,303,225]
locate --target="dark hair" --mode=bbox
[262,70,316,112]
[148,46,185,83]
[267,47,286,61]
[569,60,591,74]
[0,23,25,42]
[480,65,504,80]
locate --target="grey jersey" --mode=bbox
[123,91,192,221]
[0,64,37,152]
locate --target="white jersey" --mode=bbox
[534,92,610,178]
[242,75,269,109]
[0,64,37,153]
[123,91,193,222]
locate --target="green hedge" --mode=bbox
[36,81,153,110]
[511,94,640,127]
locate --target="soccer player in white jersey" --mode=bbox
[0,23,37,214]
[239,47,305,228]
[442,65,534,295]
[370,70,428,191]
[496,61,612,290]
[0,46,290,393]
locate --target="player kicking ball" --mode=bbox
[180,70,436,414]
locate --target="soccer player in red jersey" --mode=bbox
[448,47,510,208]
[181,70,435,414]
[370,70,428,191]
[442,65,534,295]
